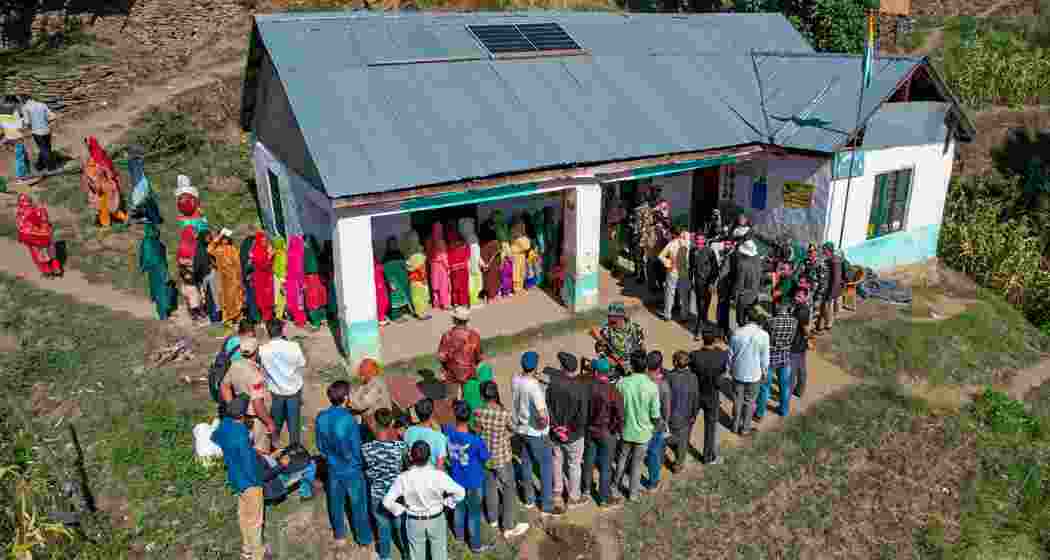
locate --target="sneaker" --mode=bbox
[707,456,725,465]
[503,523,530,539]
[471,544,495,554]
[488,521,499,529]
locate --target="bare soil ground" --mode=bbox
[956,106,1050,178]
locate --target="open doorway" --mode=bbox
[409,204,480,240]
[691,166,720,233]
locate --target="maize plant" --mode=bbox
[1,466,74,560]
[942,33,1050,109]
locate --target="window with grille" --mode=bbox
[867,168,913,239]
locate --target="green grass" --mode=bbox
[0,272,242,557]
[897,28,931,52]
[0,21,114,80]
[824,292,1049,385]
[915,386,1050,558]
[614,384,932,559]
[1,111,260,296]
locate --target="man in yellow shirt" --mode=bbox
[658,227,691,321]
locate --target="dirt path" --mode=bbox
[904,0,1020,57]
[51,42,246,155]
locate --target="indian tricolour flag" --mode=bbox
[861,10,877,89]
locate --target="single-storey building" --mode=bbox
[239,10,975,366]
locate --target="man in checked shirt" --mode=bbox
[755,302,798,423]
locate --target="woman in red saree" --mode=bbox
[16,194,62,277]
[375,256,390,326]
[446,227,470,307]
[80,136,127,227]
[249,231,276,322]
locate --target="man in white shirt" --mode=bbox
[727,304,770,436]
[18,95,54,172]
[511,351,561,516]
[384,441,465,560]
[260,319,306,447]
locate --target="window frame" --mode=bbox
[867,166,915,240]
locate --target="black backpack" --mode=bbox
[209,336,238,409]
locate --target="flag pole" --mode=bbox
[838,7,878,249]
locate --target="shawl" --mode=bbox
[17,195,52,248]
[239,236,254,282]
[250,231,272,268]
[447,229,469,272]
[403,231,427,282]
[139,224,167,272]
[192,231,211,284]
[273,237,288,278]
[15,194,32,231]
[429,222,448,258]
[374,257,389,314]
[87,136,118,179]
[177,225,197,262]
[383,259,411,309]
[304,236,321,275]
[286,235,305,288]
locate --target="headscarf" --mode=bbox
[250,231,271,266]
[401,230,424,256]
[16,194,33,229]
[87,136,117,178]
[430,222,447,256]
[492,210,510,242]
[358,358,381,382]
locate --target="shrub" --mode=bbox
[941,33,1050,108]
[939,176,1050,326]
[121,109,208,159]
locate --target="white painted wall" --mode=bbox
[826,140,956,249]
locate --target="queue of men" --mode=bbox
[204,206,842,559]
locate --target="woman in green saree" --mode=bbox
[139,223,172,320]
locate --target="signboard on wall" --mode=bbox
[783,181,816,208]
[832,150,865,179]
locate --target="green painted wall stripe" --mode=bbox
[400,182,542,212]
[606,155,737,182]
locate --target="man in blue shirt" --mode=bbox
[211,395,265,560]
[315,381,373,549]
[404,398,448,469]
[444,400,492,554]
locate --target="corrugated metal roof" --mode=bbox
[251,12,929,199]
[754,52,921,152]
[254,11,814,67]
[862,101,950,150]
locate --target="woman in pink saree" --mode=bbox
[375,256,390,325]
[285,235,306,327]
[428,222,451,310]
[250,231,275,322]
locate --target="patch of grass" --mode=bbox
[0,273,248,557]
[921,388,1050,559]
[0,19,114,79]
[823,291,1049,385]
[615,384,928,558]
[3,111,260,296]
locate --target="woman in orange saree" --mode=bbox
[80,136,127,227]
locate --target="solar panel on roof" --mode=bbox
[467,24,534,54]
[467,23,584,56]
[517,23,582,51]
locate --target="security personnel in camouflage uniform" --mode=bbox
[589,302,646,378]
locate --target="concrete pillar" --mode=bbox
[564,182,602,313]
[331,214,382,371]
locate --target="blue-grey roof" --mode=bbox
[755,52,922,152]
[247,12,939,199]
[862,101,950,150]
